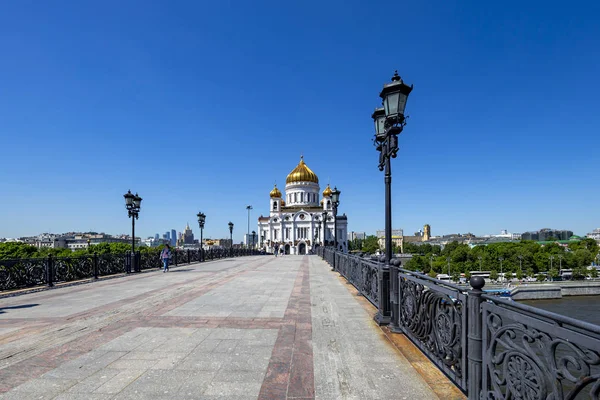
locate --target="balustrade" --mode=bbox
[316,248,600,400]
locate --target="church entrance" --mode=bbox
[284,244,290,255]
[298,243,306,255]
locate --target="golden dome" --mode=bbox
[286,156,319,184]
[322,184,332,197]
[270,184,282,198]
[281,200,286,206]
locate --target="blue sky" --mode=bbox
[1,0,599,242]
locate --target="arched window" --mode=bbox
[327,200,331,209]
[294,193,297,203]
[273,201,278,210]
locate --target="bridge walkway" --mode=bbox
[0,255,459,399]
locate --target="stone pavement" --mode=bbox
[0,255,447,399]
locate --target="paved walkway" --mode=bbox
[0,255,442,399]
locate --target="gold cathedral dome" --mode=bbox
[270,184,282,198]
[322,184,332,197]
[286,156,319,184]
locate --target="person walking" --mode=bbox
[160,244,171,272]
[274,243,279,257]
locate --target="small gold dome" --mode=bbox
[281,200,286,206]
[270,185,282,198]
[286,156,319,184]
[322,184,332,197]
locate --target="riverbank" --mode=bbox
[492,281,600,300]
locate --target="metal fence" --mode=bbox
[0,248,264,292]
[317,247,600,400]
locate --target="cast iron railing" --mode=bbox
[316,248,600,400]
[0,248,264,292]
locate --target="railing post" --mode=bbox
[93,253,99,279]
[187,249,191,264]
[374,263,391,325]
[389,258,401,332]
[125,253,131,274]
[174,251,178,266]
[467,276,485,400]
[135,251,141,272]
[46,255,54,287]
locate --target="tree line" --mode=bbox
[348,237,599,280]
[0,242,167,260]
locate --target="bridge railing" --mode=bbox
[316,248,600,400]
[0,248,265,292]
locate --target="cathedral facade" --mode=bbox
[258,157,348,255]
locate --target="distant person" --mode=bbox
[274,243,279,257]
[160,244,171,272]
[280,246,284,256]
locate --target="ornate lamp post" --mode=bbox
[123,190,142,273]
[372,70,413,326]
[330,187,341,271]
[246,205,252,248]
[228,222,234,256]
[321,211,328,246]
[197,212,206,262]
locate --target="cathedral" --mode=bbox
[258,157,348,255]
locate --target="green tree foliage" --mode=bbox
[489,269,499,281]
[0,241,163,260]
[515,269,524,281]
[398,239,599,279]
[589,268,599,279]
[361,236,380,254]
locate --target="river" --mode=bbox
[520,296,600,326]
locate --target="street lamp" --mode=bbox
[372,71,413,327]
[478,256,483,272]
[558,255,563,277]
[197,212,206,262]
[518,255,523,273]
[228,222,234,256]
[549,255,555,271]
[330,187,341,271]
[123,190,142,273]
[498,257,504,282]
[447,257,451,277]
[321,211,328,246]
[87,238,91,251]
[246,205,252,248]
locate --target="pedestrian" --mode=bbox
[274,243,279,257]
[160,244,171,273]
[280,246,284,256]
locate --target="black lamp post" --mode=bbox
[321,211,327,246]
[372,71,413,327]
[228,221,234,256]
[246,205,252,248]
[330,187,341,271]
[197,212,206,262]
[124,190,142,273]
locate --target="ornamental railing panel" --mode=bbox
[98,254,126,276]
[0,258,46,291]
[54,256,94,283]
[481,295,600,400]
[398,270,468,391]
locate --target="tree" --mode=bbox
[464,270,472,280]
[361,236,380,254]
[536,273,546,282]
[489,269,499,282]
[526,267,534,279]
[428,270,437,278]
[515,269,524,281]
[548,268,559,281]
[589,268,599,279]
[451,271,461,283]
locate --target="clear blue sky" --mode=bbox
[1,0,599,242]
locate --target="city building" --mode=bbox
[521,228,574,241]
[179,224,195,246]
[171,229,177,246]
[349,231,366,241]
[244,233,258,248]
[376,229,404,251]
[154,233,159,240]
[258,157,348,255]
[586,228,600,241]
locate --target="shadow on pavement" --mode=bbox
[0,304,40,314]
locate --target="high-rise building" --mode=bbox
[181,224,195,245]
[165,232,170,241]
[171,229,177,246]
[155,233,159,240]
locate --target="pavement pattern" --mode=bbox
[0,255,441,399]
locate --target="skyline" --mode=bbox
[1,1,599,241]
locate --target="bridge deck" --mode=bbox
[0,255,448,399]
